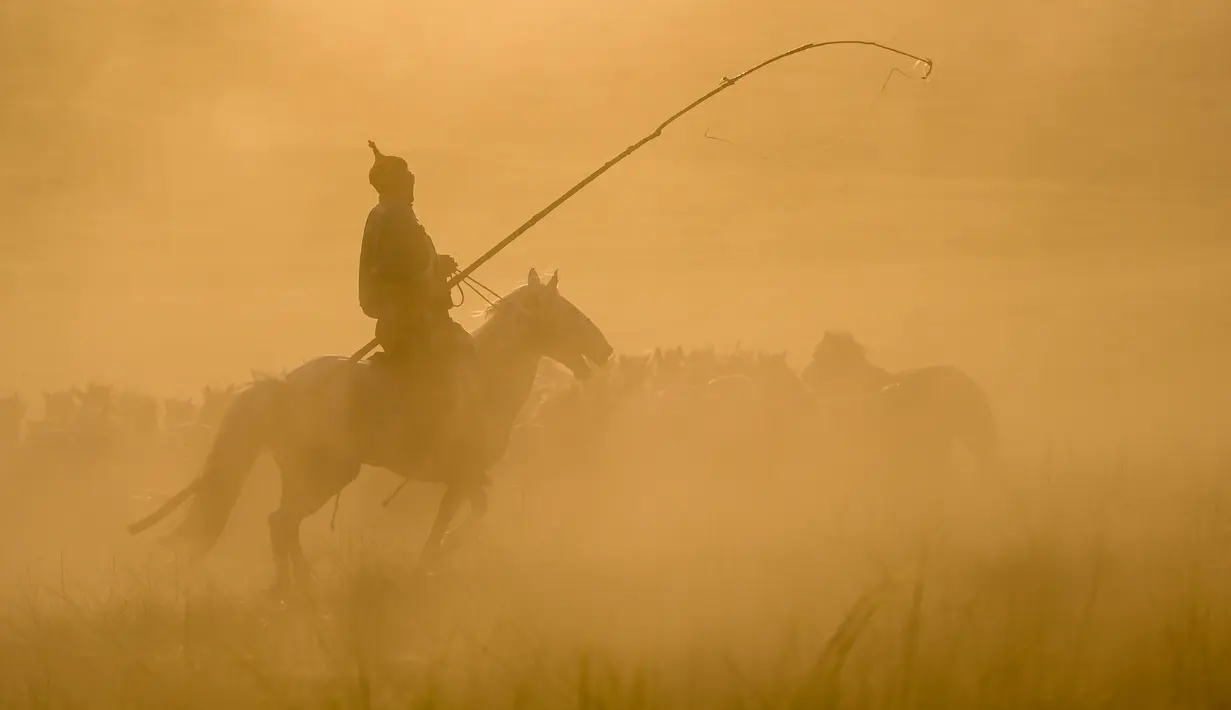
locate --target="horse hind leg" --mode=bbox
[415,484,467,576]
[268,451,360,600]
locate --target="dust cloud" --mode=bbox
[2,0,1231,706]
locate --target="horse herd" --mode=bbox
[0,383,240,459]
[2,269,999,599]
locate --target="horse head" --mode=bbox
[613,352,653,389]
[651,345,686,386]
[200,384,239,428]
[73,383,114,414]
[758,350,790,370]
[486,268,613,381]
[163,397,198,427]
[803,331,896,399]
[810,331,870,372]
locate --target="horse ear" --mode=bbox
[547,269,559,290]
[527,268,541,286]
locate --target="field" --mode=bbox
[3,303,1231,710]
[4,0,1231,707]
[3,409,1231,709]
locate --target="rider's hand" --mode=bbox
[438,254,459,274]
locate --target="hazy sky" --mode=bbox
[1,0,1228,391]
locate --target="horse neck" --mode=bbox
[471,311,544,428]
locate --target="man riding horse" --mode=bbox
[125,142,615,595]
[359,141,474,441]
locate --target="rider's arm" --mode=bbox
[359,207,384,282]
[398,209,436,280]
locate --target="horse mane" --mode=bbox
[477,282,533,321]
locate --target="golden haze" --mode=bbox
[1,0,1231,706]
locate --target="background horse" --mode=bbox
[802,331,999,475]
[128,268,612,598]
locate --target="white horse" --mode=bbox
[129,268,613,597]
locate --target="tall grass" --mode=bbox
[3,448,1231,709]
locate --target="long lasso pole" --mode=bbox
[350,40,933,361]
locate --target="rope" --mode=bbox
[450,278,466,309]
[349,40,932,363]
[451,270,504,310]
[464,275,502,305]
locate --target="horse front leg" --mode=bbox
[415,484,465,574]
[441,484,489,554]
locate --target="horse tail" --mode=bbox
[126,476,203,535]
[127,378,284,556]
